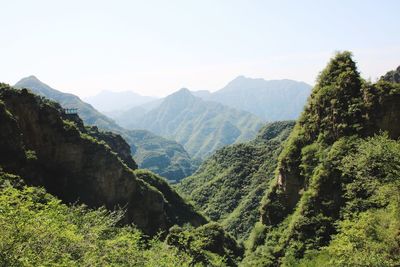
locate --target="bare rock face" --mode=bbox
[0,84,205,234]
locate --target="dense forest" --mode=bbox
[0,52,399,266]
[177,121,295,241]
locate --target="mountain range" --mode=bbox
[111,77,311,159]
[202,76,311,121]
[1,52,399,266]
[14,76,197,182]
[111,76,311,122]
[119,88,264,159]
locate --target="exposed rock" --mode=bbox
[0,84,205,235]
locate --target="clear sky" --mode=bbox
[1,0,399,97]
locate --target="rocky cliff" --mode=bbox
[0,84,206,235]
[243,53,400,266]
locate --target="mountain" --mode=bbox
[15,76,122,130]
[0,84,206,235]
[84,90,157,112]
[0,84,245,265]
[119,88,264,159]
[203,76,312,121]
[243,53,400,266]
[126,129,199,182]
[177,121,295,240]
[14,76,197,181]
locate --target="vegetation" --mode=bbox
[177,121,295,240]
[129,130,199,182]
[2,53,399,266]
[0,172,230,266]
[243,52,400,266]
[0,84,204,235]
[166,223,244,266]
[119,88,264,159]
[14,76,198,181]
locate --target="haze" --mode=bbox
[1,0,399,97]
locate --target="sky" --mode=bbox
[1,0,399,97]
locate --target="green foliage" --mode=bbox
[166,223,243,266]
[0,84,205,236]
[296,135,400,267]
[177,121,295,240]
[380,65,400,83]
[0,172,200,267]
[246,53,400,265]
[24,150,37,161]
[134,169,207,227]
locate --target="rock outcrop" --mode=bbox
[0,84,206,235]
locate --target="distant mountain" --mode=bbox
[84,90,157,112]
[120,88,264,159]
[114,98,163,127]
[177,121,295,240]
[204,76,312,121]
[126,129,199,183]
[15,76,121,130]
[14,76,197,182]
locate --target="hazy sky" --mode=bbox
[1,0,399,97]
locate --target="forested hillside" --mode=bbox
[0,84,245,266]
[177,121,295,240]
[1,52,399,266]
[243,52,400,266]
[0,84,205,234]
[14,76,197,182]
[121,88,264,159]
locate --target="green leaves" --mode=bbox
[0,172,211,267]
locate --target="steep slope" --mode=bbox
[0,171,241,266]
[84,90,157,112]
[0,84,206,235]
[14,76,197,181]
[202,77,311,121]
[177,121,295,240]
[0,173,209,267]
[123,88,264,159]
[15,76,120,129]
[128,130,199,183]
[243,53,400,266]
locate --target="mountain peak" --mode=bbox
[176,87,192,94]
[167,88,196,100]
[18,75,42,84]
[15,75,49,90]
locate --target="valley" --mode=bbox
[1,52,399,266]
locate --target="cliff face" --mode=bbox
[14,76,199,182]
[0,84,205,235]
[244,54,400,265]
